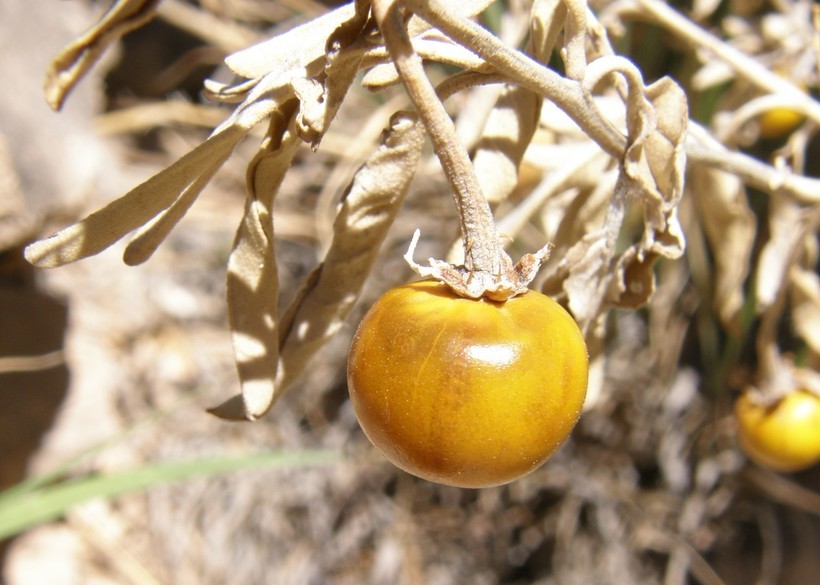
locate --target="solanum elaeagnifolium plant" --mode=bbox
[23,0,820,487]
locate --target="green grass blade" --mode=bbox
[0,449,339,540]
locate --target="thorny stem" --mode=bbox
[371,0,510,277]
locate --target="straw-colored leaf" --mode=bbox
[529,0,570,64]
[24,125,247,268]
[625,76,688,260]
[789,267,820,355]
[45,0,159,110]
[275,112,424,393]
[222,3,357,80]
[609,248,659,309]
[122,170,218,266]
[471,85,541,205]
[211,115,301,421]
[690,164,756,328]
[756,192,804,310]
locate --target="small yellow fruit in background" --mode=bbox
[735,389,820,472]
[758,107,805,140]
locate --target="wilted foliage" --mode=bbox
[6,0,820,583]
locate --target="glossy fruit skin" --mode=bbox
[347,280,589,488]
[758,108,805,140]
[735,389,820,472]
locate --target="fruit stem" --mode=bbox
[372,0,513,280]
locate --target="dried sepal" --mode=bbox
[405,229,552,301]
[210,111,301,422]
[45,0,160,110]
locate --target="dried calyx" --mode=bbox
[404,229,551,301]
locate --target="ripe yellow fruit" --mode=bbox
[735,389,820,472]
[758,107,805,140]
[347,280,589,488]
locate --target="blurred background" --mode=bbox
[1,1,819,584]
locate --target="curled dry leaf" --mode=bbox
[529,0,570,64]
[539,70,688,333]
[24,125,248,268]
[689,164,756,329]
[790,267,820,355]
[217,3,358,81]
[600,77,688,318]
[209,111,301,422]
[26,0,373,270]
[212,111,424,421]
[623,77,688,261]
[44,0,160,111]
[276,112,423,387]
[756,192,806,311]
[471,85,541,206]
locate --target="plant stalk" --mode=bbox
[372,0,511,276]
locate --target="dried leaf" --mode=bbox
[44,0,159,110]
[496,143,608,239]
[212,111,423,420]
[541,175,628,331]
[529,0,569,64]
[222,3,357,80]
[24,125,247,268]
[561,230,615,327]
[756,192,804,310]
[122,169,218,266]
[789,267,820,355]
[295,0,371,147]
[211,113,301,421]
[609,248,659,309]
[690,164,756,327]
[625,77,688,260]
[471,85,541,205]
[276,111,424,393]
